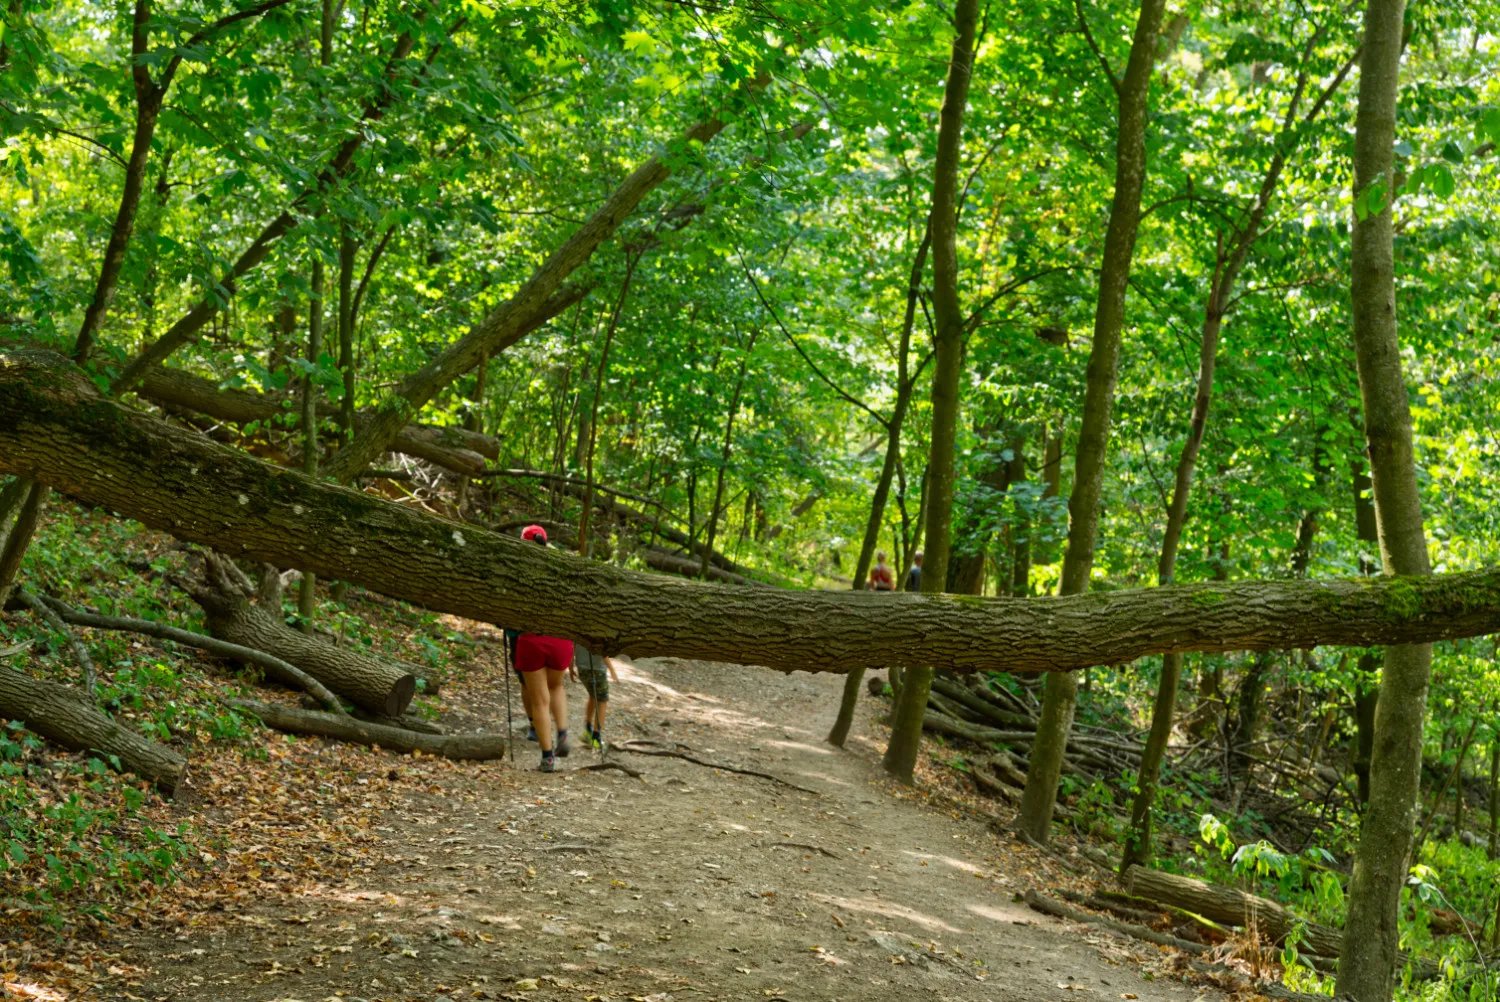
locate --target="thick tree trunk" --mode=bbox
[1354,655,1379,806]
[0,665,185,794]
[883,0,979,785]
[1337,0,1433,992]
[324,77,771,482]
[1230,650,1270,782]
[230,700,508,760]
[177,553,415,716]
[1018,0,1169,843]
[8,348,1500,675]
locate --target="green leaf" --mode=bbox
[1429,164,1455,199]
[1440,140,1464,164]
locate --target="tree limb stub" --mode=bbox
[6,347,1500,674]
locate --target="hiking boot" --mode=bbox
[539,755,556,773]
[555,730,571,758]
[526,725,538,742]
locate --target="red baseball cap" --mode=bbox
[521,524,548,545]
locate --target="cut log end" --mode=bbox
[388,674,417,717]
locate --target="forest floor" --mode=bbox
[5,606,1257,1002]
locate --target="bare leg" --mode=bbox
[593,698,608,732]
[547,668,568,737]
[585,695,598,728]
[522,671,553,753]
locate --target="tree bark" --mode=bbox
[176,552,415,716]
[1337,0,1433,992]
[1488,740,1498,861]
[1354,653,1379,806]
[883,0,980,785]
[230,700,508,760]
[1124,865,1344,956]
[338,223,358,443]
[323,76,770,482]
[10,348,1500,675]
[0,665,185,794]
[1008,434,1030,596]
[1019,0,1169,843]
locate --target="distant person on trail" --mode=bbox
[869,550,895,591]
[573,643,620,750]
[905,550,923,592]
[515,524,572,771]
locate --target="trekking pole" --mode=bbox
[502,637,513,762]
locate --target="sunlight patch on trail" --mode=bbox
[808,892,962,933]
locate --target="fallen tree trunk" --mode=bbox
[138,367,498,475]
[34,594,345,713]
[175,553,414,716]
[641,548,767,587]
[1123,864,1342,955]
[0,664,186,794]
[9,347,1500,674]
[230,699,507,759]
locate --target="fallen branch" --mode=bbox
[616,740,820,795]
[769,841,839,858]
[17,587,96,694]
[229,699,507,759]
[1025,888,1206,953]
[38,594,345,714]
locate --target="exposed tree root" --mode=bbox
[16,587,96,694]
[616,740,820,795]
[229,699,508,760]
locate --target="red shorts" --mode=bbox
[516,634,573,673]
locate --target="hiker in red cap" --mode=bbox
[514,525,573,771]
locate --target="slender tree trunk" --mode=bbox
[883,0,979,784]
[701,331,758,578]
[1488,741,1498,861]
[299,258,325,626]
[338,223,357,443]
[851,223,932,593]
[1008,434,1030,596]
[831,223,927,747]
[1354,657,1379,807]
[1018,0,1169,842]
[1337,0,1435,992]
[0,480,42,609]
[579,258,638,557]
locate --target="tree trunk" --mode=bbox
[177,553,415,716]
[72,0,163,365]
[338,223,357,443]
[11,348,1500,675]
[230,700,508,759]
[1354,658,1379,807]
[701,331,757,578]
[1230,650,1270,783]
[1008,435,1030,596]
[299,257,325,625]
[882,0,979,785]
[1124,865,1344,957]
[579,260,637,557]
[323,77,771,482]
[1337,0,1434,992]
[0,665,185,794]
[1018,0,1169,843]
[1488,741,1498,861]
[851,223,931,594]
[0,480,44,609]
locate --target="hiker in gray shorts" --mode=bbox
[572,643,619,751]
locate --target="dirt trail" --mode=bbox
[119,655,1225,1002]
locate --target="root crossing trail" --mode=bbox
[117,656,1225,1002]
